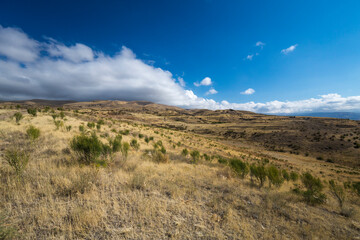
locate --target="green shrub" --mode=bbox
[96,124,101,131]
[66,125,72,132]
[70,133,106,165]
[267,165,283,187]
[203,153,211,161]
[4,147,30,177]
[229,158,249,178]
[26,125,40,141]
[43,106,50,112]
[138,133,144,138]
[290,171,299,181]
[181,148,189,156]
[282,169,290,181]
[110,135,122,153]
[144,136,150,144]
[352,182,360,196]
[97,119,105,125]
[122,142,130,158]
[59,111,65,119]
[87,122,95,129]
[52,114,58,121]
[13,112,23,124]
[250,164,267,187]
[218,156,228,165]
[130,139,140,150]
[54,120,64,130]
[27,108,37,116]
[120,129,130,135]
[190,150,200,164]
[301,172,326,205]
[79,125,85,132]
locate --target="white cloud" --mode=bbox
[1,26,360,114]
[241,88,255,95]
[256,41,265,48]
[47,41,94,63]
[194,77,212,86]
[206,88,218,95]
[177,77,185,87]
[281,44,298,54]
[0,25,39,62]
[246,54,254,60]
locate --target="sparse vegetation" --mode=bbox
[27,108,37,116]
[300,172,327,205]
[3,147,30,178]
[13,112,23,124]
[0,102,359,239]
[26,125,40,141]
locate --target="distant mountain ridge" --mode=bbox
[285,112,360,120]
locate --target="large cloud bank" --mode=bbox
[1,25,359,114]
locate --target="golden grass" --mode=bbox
[0,109,359,239]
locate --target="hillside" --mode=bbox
[0,100,359,239]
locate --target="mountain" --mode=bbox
[286,112,360,120]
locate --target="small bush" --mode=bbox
[52,114,58,121]
[352,182,360,196]
[109,135,122,153]
[250,164,267,187]
[79,125,85,132]
[203,153,211,161]
[181,148,189,156]
[4,147,30,177]
[282,169,290,181]
[144,136,150,144]
[59,111,65,119]
[190,150,200,164]
[122,142,130,159]
[267,165,283,187]
[152,150,169,163]
[138,133,144,138]
[130,139,140,150]
[120,129,130,135]
[13,112,23,124]
[301,172,326,205]
[66,125,72,132]
[26,125,40,141]
[87,122,95,129]
[54,120,64,130]
[27,108,37,116]
[70,133,105,165]
[229,158,249,178]
[290,171,299,181]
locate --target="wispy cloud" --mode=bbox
[194,77,212,86]
[255,41,265,49]
[177,77,185,87]
[241,88,255,95]
[206,88,218,95]
[281,44,298,54]
[246,54,254,60]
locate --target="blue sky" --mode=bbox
[1,0,360,113]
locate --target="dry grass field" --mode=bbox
[0,100,359,239]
